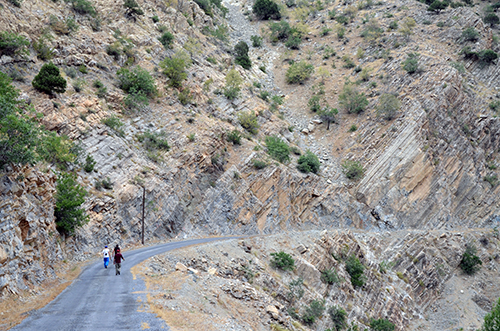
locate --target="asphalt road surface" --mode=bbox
[12,237,236,331]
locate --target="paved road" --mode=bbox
[12,237,236,331]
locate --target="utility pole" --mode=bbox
[141,186,145,245]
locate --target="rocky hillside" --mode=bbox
[138,229,500,330]
[1,0,500,327]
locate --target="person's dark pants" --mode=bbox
[115,262,121,275]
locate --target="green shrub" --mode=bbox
[160,51,191,88]
[481,297,500,331]
[338,84,368,114]
[238,111,259,134]
[328,305,347,331]
[251,35,263,47]
[227,130,242,144]
[7,0,22,7]
[71,0,96,16]
[345,255,366,288]
[269,21,291,42]
[370,318,395,331]
[285,36,302,49]
[478,49,498,65]
[101,116,125,137]
[287,277,304,301]
[117,66,157,97]
[124,0,144,16]
[259,91,270,101]
[224,68,243,100]
[39,132,78,170]
[158,31,175,49]
[270,251,295,271]
[265,135,290,163]
[54,172,88,235]
[253,159,268,169]
[286,61,314,84]
[308,95,321,112]
[137,131,170,152]
[489,100,500,112]
[234,41,251,69]
[321,269,341,285]
[377,93,400,120]
[388,21,398,30]
[78,64,88,74]
[297,150,320,174]
[253,0,281,20]
[106,42,122,60]
[484,13,500,26]
[460,27,479,42]
[485,174,499,187]
[349,124,357,132]
[95,177,113,190]
[152,15,159,23]
[0,31,30,56]
[460,244,482,275]
[427,0,447,12]
[32,62,67,95]
[342,159,364,180]
[336,15,348,25]
[301,299,325,325]
[177,87,192,105]
[83,155,96,172]
[0,72,41,170]
[402,52,420,74]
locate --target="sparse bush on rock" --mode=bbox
[32,62,67,95]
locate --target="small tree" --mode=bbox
[234,41,251,69]
[481,297,500,331]
[370,318,395,331]
[427,0,448,13]
[253,0,281,20]
[338,84,368,114]
[478,49,498,66]
[270,251,295,271]
[286,61,314,84]
[297,150,320,174]
[328,305,347,331]
[484,13,500,26]
[124,0,144,17]
[460,244,482,275]
[377,93,400,120]
[460,27,480,43]
[319,106,338,130]
[32,62,67,95]
[224,68,243,100]
[55,172,88,235]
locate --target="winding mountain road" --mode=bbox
[12,237,237,331]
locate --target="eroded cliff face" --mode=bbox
[0,167,61,295]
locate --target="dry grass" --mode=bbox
[0,262,84,330]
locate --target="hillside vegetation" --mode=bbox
[1,0,500,328]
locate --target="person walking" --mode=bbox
[113,248,125,275]
[113,244,120,257]
[102,245,110,268]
